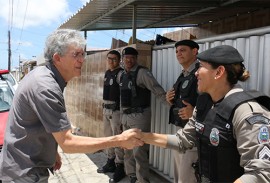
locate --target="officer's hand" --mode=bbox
[233,179,242,183]
[166,89,175,105]
[54,152,62,171]
[179,100,194,120]
[119,128,144,149]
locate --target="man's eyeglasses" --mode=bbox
[71,52,86,60]
[107,57,119,62]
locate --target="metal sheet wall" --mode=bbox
[150,26,270,180]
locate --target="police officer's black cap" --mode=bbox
[175,40,199,49]
[197,45,244,64]
[122,47,138,55]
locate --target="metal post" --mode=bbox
[19,55,21,80]
[84,31,87,52]
[132,5,137,44]
[8,30,11,71]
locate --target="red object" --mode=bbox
[0,70,9,74]
[0,111,8,145]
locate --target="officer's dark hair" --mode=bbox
[208,62,250,85]
[122,47,138,56]
[107,50,121,60]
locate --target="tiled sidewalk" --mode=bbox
[49,149,172,183]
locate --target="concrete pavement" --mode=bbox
[49,149,172,183]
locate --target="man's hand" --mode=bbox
[119,128,144,149]
[179,100,194,120]
[166,89,175,105]
[54,152,62,171]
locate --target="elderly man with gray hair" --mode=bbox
[0,29,143,183]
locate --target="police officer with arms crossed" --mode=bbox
[166,40,199,183]
[120,47,166,183]
[97,50,126,182]
[0,29,143,183]
[140,45,270,183]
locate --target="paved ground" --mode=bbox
[49,149,172,183]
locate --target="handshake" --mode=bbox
[117,128,145,150]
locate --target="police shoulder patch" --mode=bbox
[209,128,220,146]
[181,80,189,89]
[246,114,270,125]
[258,125,270,144]
[258,145,270,160]
[109,78,113,85]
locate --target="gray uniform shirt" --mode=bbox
[0,64,71,181]
[181,59,198,77]
[166,84,270,182]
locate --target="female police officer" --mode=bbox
[140,45,270,183]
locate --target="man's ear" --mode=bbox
[192,48,198,56]
[52,53,61,65]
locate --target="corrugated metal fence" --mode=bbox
[150,26,270,180]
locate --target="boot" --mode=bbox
[113,163,126,182]
[130,175,137,183]
[97,158,116,173]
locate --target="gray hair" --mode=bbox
[44,29,86,62]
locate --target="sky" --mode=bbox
[0,0,180,70]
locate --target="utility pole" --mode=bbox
[19,55,21,80]
[8,30,11,71]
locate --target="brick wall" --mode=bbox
[64,43,152,137]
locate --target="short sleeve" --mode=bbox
[32,87,71,133]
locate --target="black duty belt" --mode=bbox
[102,103,119,111]
[123,107,147,114]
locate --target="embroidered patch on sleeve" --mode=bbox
[258,145,270,160]
[246,114,270,125]
[258,126,270,144]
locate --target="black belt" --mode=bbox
[102,103,119,111]
[123,107,147,114]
